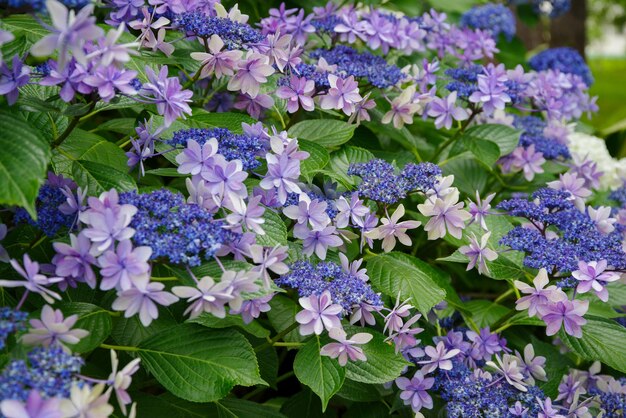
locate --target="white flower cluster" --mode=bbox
[567,130,626,190]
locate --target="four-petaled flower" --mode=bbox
[320,328,373,366]
[295,291,342,336]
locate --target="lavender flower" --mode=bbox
[108,350,141,415]
[0,55,31,105]
[52,232,97,290]
[365,204,421,253]
[22,305,89,350]
[276,75,315,113]
[418,341,461,373]
[97,240,152,291]
[514,269,567,317]
[176,138,219,178]
[459,232,498,275]
[230,294,273,324]
[515,343,547,385]
[190,35,243,79]
[427,91,469,129]
[227,52,274,99]
[319,74,362,116]
[295,291,342,336]
[382,86,421,129]
[509,145,546,181]
[283,198,330,232]
[537,299,588,338]
[335,193,369,229]
[395,371,434,414]
[249,245,289,288]
[112,276,179,326]
[30,0,104,69]
[418,190,471,240]
[486,354,528,392]
[141,65,192,126]
[294,225,343,260]
[226,195,265,235]
[587,206,616,234]
[1,390,62,418]
[547,172,591,202]
[468,191,495,231]
[320,327,372,366]
[571,260,620,302]
[172,276,233,319]
[260,152,302,204]
[83,66,137,102]
[1,254,62,304]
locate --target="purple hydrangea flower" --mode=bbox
[295,290,342,336]
[83,66,137,102]
[172,276,233,319]
[1,390,62,418]
[320,327,372,366]
[108,350,141,415]
[22,305,89,350]
[294,225,343,260]
[537,299,588,338]
[276,75,315,113]
[419,341,461,373]
[335,193,369,229]
[486,354,528,392]
[514,269,567,317]
[366,204,421,253]
[319,74,362,116]
[427,91,469,129]
[1,254,63,304]
[283,198,330,232]
[249,244,289,288]
[227,52,274,99]
[190,35,243,80]
[98,239,152,291]
[0,55,30,105]
[30,0,104,70]
[395,371,434,414]
[260,152,302,204]
[52,232,97,290]
[468,191,495,231]
[571,260,620,302]
[459,232,498,275]
[112,276,179,326]
[418,190,471,240]
[141,65,193,127]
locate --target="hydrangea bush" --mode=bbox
[0,0,625,416]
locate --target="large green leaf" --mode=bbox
[343,326,408,384]
[111,311,177,347]
[299,139,330,182]
[52,129,128,176]
[188,312,270,338]
[189,111,255,132]
[57,302,112,353]
[325,146,374,187]
[463,124,521,157]
[462,136,501,167]
[558,316,626,374]
[267,295,305,343]
[367,252,446,314]
[71,160,137,195]
[288,119,356,148]
[137,324,264,402]
[442,157,489,196]
[255,208,288,247]
[294,335,345,411]
[0,15,49,44]
[0,111,51,218]
[463,300,508,328]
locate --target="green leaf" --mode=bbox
[267,295,305,343]
[463,300,508,328]
[0,111,50,218]
[52,129,128,176]
[288,119,356,148]
[343,326,408,384]
[442,157,489,196]
[93,118,137,134]
[294,335,345,411]
[0,15,49,44]
[336,379,382,402]
[189,111,255,132]
[188,312,270,338]
[144,168,187,177]
[299,139,330,182]
[462,136,501,167]
[367,252,446,314]
[281,389,332,418]
[255,208,288,247]
[57,302,112,353]
[558,316,626,374]
[71,160,137,195]
[463,124,521,157]
[137,324,264,402]
[111,312,177,347]
[325,146,374,187]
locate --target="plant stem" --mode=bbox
[494,288,514,304]
[100,343,139,352]
[431,109,478,161]
[254,322,299,352]
[52,101,97,149]
[272,342,304,348]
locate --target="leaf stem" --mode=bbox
[255,321,299,352]
[100,343,139,352]
[52,101,97,149]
